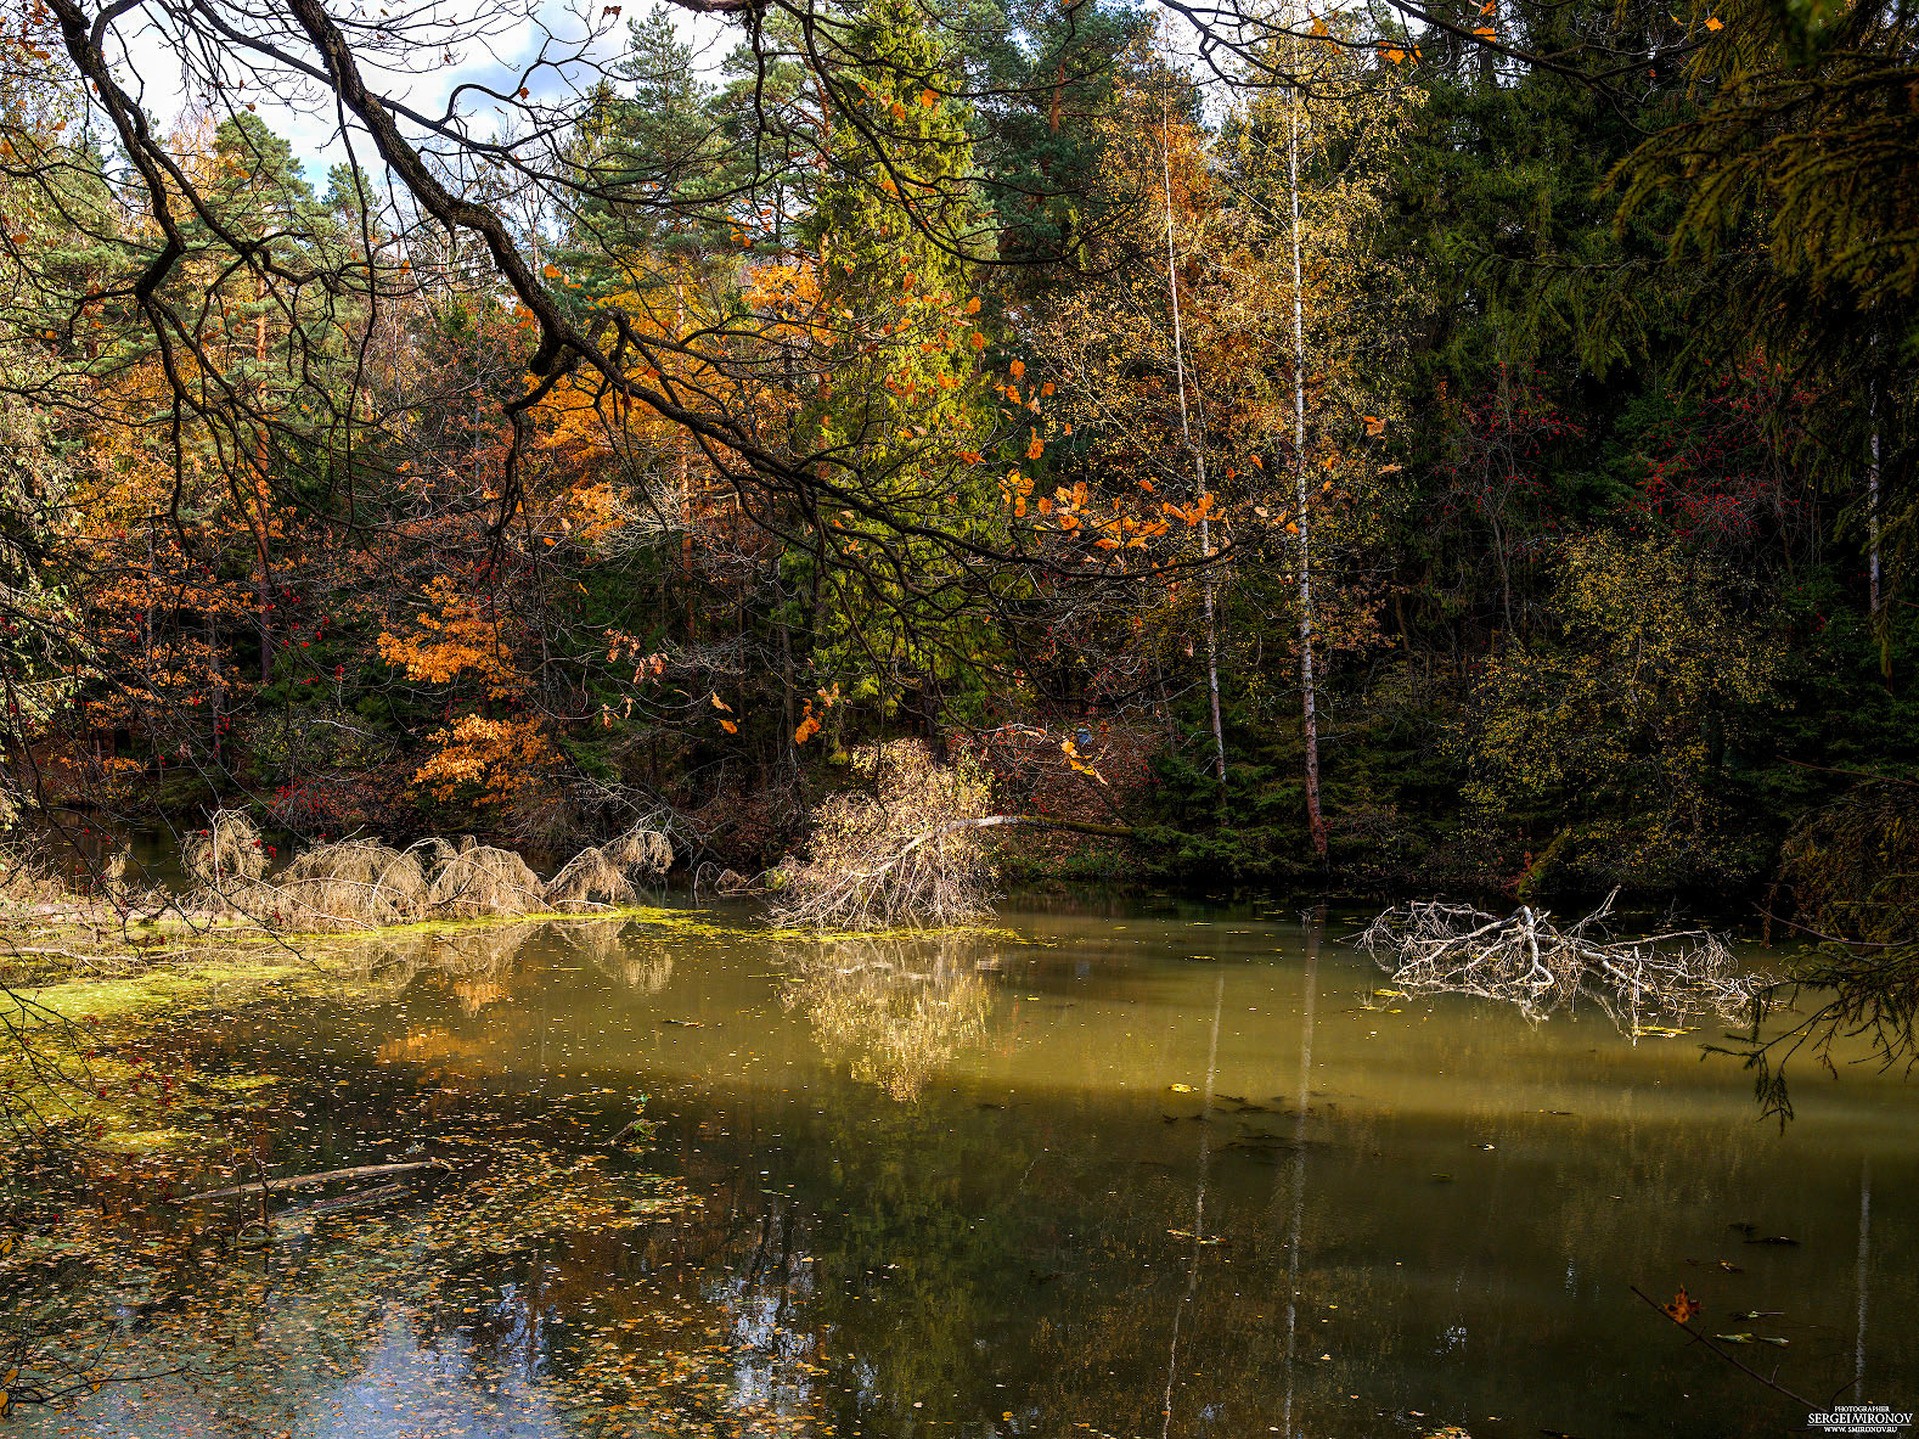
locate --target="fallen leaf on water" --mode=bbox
[1664,1287,1702,1323]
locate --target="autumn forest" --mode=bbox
[2,0,1919,1429]
[0,0,1904,920]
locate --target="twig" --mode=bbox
[1629,1285,1814,1410]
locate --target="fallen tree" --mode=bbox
[768,741,1134,930]
[1355,891,1763,1035]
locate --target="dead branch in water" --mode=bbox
[1355,890,1762,1035]
[188,1160,448,1203]
[769,740,1134,930]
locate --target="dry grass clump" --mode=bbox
[543,847,632,910]
[180,815,674,933]
[603,826,674,875]
[424,843,545,918]
[271,840,429,930]
[0,842,83,909]
[543,824,674,911]
[184,810,268,884]
[1356,890,1761,1034]
[771,741,997,930]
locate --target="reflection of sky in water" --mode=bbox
[60,1307,571,1439]
[316,1312,567,1439]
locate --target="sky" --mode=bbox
[104,0,737,183]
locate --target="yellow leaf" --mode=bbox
[965,296,982,314]
[1704,13,1723,26]
[1009,358,1025,380]
[543,263,562,279]
[711,693,732,711]
[1473,24,1497,37]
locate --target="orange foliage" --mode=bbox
[411,714,559,805]
[378,576,521,699]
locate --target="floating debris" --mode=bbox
[1354,890,1762,1034]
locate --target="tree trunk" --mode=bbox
[1287,76,1328,860]
[1160,114,1228,789]
[1868,379,1882,620]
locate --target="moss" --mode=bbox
[96,1127,198,1154]
[19,960,316,1024]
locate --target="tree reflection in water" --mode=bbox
[779,935,996,1102]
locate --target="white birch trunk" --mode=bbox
[1287,74,1328,858]
[1162,114,1228,786]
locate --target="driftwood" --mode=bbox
[1355,890,1763,1035]
[187,1160,446,1202]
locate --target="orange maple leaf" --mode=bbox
[1664,1288,1701,1324]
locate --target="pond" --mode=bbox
[8,900,1915,1437]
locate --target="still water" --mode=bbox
[19,901,1917,1437]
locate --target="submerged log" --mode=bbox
[188,1160,447,1202]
